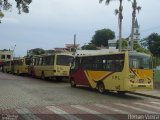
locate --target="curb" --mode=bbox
[128,91,160,99]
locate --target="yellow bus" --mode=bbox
[69,51,153,94]
[12,57,31,75]
[29,53,73,80]
[3,60,12,73]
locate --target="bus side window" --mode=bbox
[106,60,112,71]
[120,60,124,71]
[74,57,80,69]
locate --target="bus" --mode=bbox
[69,51,153,94]
[3,60,12,73]
[12,57,31,75]
[29,53,73,80]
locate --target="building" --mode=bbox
[65,44,80,52]
[133,18,140,41]
[127,18,140,50]
[0,50,13,70]
[108,40,117,49]
[129,18,140,41]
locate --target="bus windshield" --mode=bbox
[129,53,152,69]
[57,55,73,66]
[25,58,31,65]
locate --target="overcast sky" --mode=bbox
[0,0,160,57]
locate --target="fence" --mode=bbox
[154,70,160,82]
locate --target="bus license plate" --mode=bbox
[139,79,144,83]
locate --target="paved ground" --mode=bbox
[0,72,160,120]
[0,101,160,120]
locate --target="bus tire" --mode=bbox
[70,79,76,87]
[97,82,105,94]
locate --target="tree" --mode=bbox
[128,0,141,51]
[15,0,32,14]
[99,0,123,52]
[0,0,32,23]
[121,39,128,49]
[91,28,115,47]
[28,48,45,56]
[0,10,4,23]
[117,38,149,53]
[142,33,160,57]
[133,41,149,54]
[81,43,97,50]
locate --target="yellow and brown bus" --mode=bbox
[12,57,31,75]
[3,60,12,73]
[69,51,153,94]
[29,53,73,80]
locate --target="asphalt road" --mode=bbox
[0,72,160,120]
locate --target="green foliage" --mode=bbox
[91,28,115,47]
[153,57,160,68]
[121,39,128,49]
[15,0,32,14]
[81,44,97,50]
[29,48,45,56]
[0,0,32,23]
[2,49,8,51]
[142,33,160,57]
[0,11,4,18]
[133,41,149,54]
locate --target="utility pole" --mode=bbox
[73,34,76,56]
[13,44,16,59]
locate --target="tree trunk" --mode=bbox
[131,0,137,51]
[119,0,123,52]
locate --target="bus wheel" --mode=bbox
[97,82,105,94]
[70,79,76,87]
[41,72,45,80]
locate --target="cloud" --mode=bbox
[2,17,19,24]
[1,0,160,57]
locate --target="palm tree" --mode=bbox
[15,0,32,14]
[99,0,123,52]
[0,0,12,23]
[0,10,4,23]
[129,0,141,51]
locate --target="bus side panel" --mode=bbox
[85,70,111,89]
[86,70,128,91]
[127,69,153,91]
[34,66,41,77]
[70,68,90,86]
[54,65,70,77]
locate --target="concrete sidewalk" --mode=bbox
[129,82,160,99]
[130,90,160,99]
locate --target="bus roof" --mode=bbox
[74,51,127,58]
[128,51,151,57]
[32,52,73,58]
